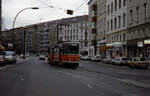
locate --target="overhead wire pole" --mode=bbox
[12,7,39,52]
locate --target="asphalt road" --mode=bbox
[0,57,150,96]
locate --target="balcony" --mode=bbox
[91,39,97,45]
[92,4,97,11]
[92,16,97,22]
[92,29,97,34]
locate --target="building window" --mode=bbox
[123,13,126,27]
[143,3,147,20]
[107,21,110,32]
[123,0,126,6]
[130,10,133,25]
[111,19,113,31]
[119,0,122,9]
[114,17,117,29]
[118,16,121,28]
[111,2,113,13]
[136,6,139,24]
[115,0,117,11]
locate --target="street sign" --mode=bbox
[67,10,73,15]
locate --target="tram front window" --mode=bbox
[68,45,79,54]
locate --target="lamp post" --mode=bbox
[12,7,39,51]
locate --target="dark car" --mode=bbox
[4,51,17,64]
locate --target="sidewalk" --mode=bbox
[0,57,28,70]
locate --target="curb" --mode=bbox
[0,59,27,71]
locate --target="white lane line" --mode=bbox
[117,79,150,88]
[87,84,93,88]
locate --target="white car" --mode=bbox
[113,57,128,65]
[80,56,85,60]
[4,51,17,64]
[39,55,46,60]
[102,57,112,64]
[84,56,90,60]
[91,55,101,61]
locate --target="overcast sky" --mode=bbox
[2,0,89,30]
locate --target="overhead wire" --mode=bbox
[74,0,89,13]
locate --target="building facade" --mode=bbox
[58,15,89,56]
[106,0,128,58]
[88,0,97,58]
[2,28,24,54]
[127,0,150,58]
[97,0,107,59]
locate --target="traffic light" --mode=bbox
[67,10,73,15]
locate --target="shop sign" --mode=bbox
[144,40,150,44]
[137,42,143,47]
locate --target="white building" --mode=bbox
[88,0,97,58]
[58,15,89,55]
[106,0,128,58]
[126,0,150,58]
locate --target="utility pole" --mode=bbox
[0,0,2,43]
[34,25,37,55]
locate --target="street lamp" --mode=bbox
[12,7,39,51]
[12,7,39,29]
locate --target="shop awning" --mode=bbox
[100,46,112,51]
[106,42,122,47]
[0,45,5,51]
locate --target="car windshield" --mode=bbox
[5,51,15,56]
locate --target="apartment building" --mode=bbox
[58,15,89,55]
[127,0,150,58]
[2,28,24,54]
[24,21,57,55]
[88,0,97,58]
[97,0,107,58]
[106,0,128,58]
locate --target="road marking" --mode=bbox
[87,84,93,88]
[117,79,150,88]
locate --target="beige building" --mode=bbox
[97,0,107,58]
[24,21,57,55]
[88,0,97,58]
[58,15,89,56]
[106,0,128,58]
[127,0,150,58]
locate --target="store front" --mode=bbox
[127,39,150,59]
[144,39,150,58]
[106,42,126,58]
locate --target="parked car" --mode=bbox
[113,57,128,65]
[0,55,6,66]
[39,55,46,60]
[4,51,17,64]
[102,57,111,64]
[80,56,85,60]
[128,57,149,69]
[20,54,25,58]
[91,55,101,62]
[84,55,90,60]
